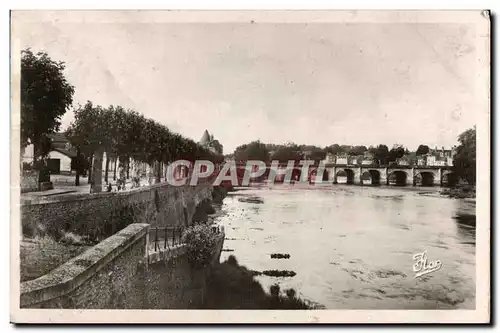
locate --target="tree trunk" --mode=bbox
[113,158,117,181]
[75,147,81,186]
[104,155,110,184]
[87,155,93,184]
[126,157,130,179]
[91,147,104,193]
[155,161,161,184]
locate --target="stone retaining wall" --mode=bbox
[20,223,225,309]
[21,183,214,242]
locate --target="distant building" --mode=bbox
[322,153,336,164]
[336,155,348,165]
[199,130,211,146]
[426,146,455,166]
[415,146,455,167]
[361,152,375,165]
[396,156,411,166]
[21,133,77,174]
[199,129,219,155]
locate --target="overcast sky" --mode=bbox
[13,11,479,154]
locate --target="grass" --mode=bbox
[202,255,321,309]
[20,234,90,282]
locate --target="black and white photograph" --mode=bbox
[9,10,490,323]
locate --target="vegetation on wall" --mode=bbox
[182,224,221,268]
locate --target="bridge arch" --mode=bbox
[308,168,329,183]
[336,169,354,184]
[366,169,381,185]
[441,171,458,187]
[415,171,435,187]
[291,167,302,182]
[361,171,372,185]
[388,170,407,186]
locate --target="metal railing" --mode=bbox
[149,226,185,252]
[148,224,225,253]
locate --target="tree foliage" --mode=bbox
[453,127,476,185]
[234,141,270,162]
[182,224,220,268]
[270,143,302,162]
[416,144,430,156]
[369,144,390,165]
[21,49,75,159]
[66,101,223,175]
[388,144,406,162]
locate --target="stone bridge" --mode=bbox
[309,164,455,186]
[234,162,456,187]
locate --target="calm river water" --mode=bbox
[214,185,476,309]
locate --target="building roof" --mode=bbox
[199,130,210,145]
[52,147,77,158]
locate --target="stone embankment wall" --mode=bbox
[20,223,225,308]
[21,183,214,242]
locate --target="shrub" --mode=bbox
[182,224,220,268]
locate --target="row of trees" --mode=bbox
[231,142,411,165]
[66,101,223,185]
[21,48,223,187]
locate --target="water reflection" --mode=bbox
[214,185,476,309]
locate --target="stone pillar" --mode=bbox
[380,168,387,185]
[332,166,338,184]
[407,168,415,186]
[91,147,104,193]
[435,168,443,186]
[353,167,362,185]
[385,167,389,185]
[411,167,416,186]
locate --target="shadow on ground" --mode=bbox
[202,255,321,309]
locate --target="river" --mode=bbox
[214,184,476,309]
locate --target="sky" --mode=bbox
[13,11,479,154]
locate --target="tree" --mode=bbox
[453,127,476,185]
[271,143,302,162]
[324,144,345,155]
[372,144,390,165]
[307,147,327,162]
[66,101,107,184]
[347,145,368,156]
[234,141,270,162]
[21,49,75,162]
[388,144,406,162]
[416,144,430,156]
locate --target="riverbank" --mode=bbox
[440,186,476,199]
